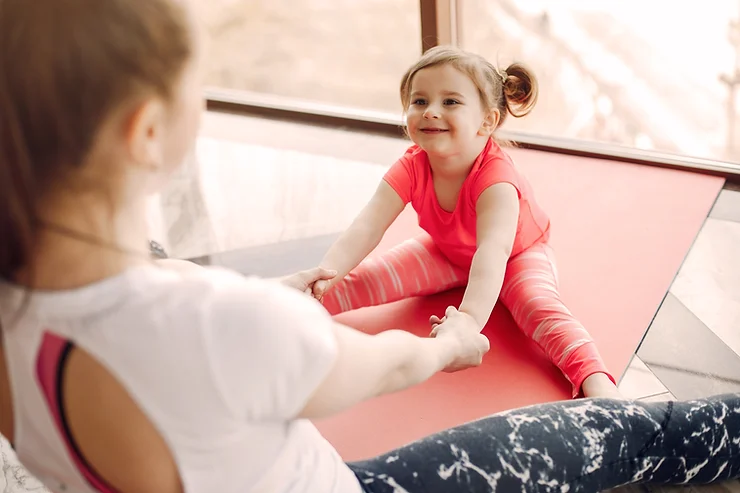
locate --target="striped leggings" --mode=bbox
[322,234,613,396]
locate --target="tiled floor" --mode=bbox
[3,112,740,492]
[625,190,740,402]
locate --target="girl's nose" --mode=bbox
[423,105,441,119]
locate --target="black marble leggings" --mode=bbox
[347,394,740,492]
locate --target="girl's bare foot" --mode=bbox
[581,373,625,399]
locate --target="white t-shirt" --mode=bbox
[0,264,364,493]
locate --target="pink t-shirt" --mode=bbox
[383,138,551,268]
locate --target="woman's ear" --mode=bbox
[478,108,500,136]
[124,98,166,172]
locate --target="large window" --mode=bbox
[203,0,421,116]
[460,0,740,162]
[201,0,740,167]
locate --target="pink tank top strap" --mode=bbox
[36,331,119,493]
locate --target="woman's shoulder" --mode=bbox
[144,264,330,326]
[65,263,333,357]
[78,263,337,415]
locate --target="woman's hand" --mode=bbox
[280,267,337,294]
[429,306,489,373]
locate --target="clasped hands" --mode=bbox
[281,268,489,372]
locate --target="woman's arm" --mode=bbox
[297,324,456,419]
[298,309,489,420]
[457,183,519,328]
[204,274,489,422]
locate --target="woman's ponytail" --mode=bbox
[0,68,37,281]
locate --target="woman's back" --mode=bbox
[0,265,357,493]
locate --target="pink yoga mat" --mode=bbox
[313,149,724,461]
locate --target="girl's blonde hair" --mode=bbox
[399,46,538,136]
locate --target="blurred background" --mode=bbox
[202,0,740,163]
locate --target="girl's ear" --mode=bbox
[479,108,500,136]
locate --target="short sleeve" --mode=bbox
[382,147,418,204]
[470,156,522,206]
[203,275,338,421]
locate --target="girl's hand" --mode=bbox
[429,306,489,373]
[429,313,446,332]
[429,308,481,333]
[312,279,331,302]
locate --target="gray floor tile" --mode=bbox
[618,355,669,399]
[709,189,740,223]
[670,218,740,358]
[637,293,740,400]
[638,391,675,402]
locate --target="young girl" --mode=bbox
[2,2,739,493]
[311,46,620,399]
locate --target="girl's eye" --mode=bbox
[444,99,460,105]
[412,99,427,105]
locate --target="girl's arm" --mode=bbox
[457,183,520,328]
[315,180,405,293]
